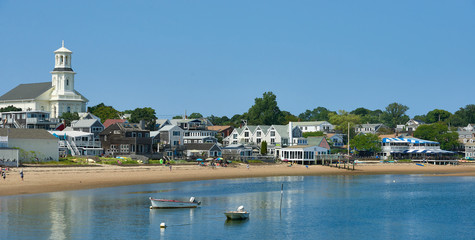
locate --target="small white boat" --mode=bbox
[149,197,201,209]
[224,206,250,220]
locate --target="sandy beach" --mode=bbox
[0,163,474,197]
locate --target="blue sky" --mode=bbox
[1,0,474,119]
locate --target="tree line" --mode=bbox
[1,92,474,134]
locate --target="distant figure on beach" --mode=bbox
[247,164,249,170]
[306,165,309,169]
[20,169,24,181]
[169,165,172,171]
[2,171,5,180]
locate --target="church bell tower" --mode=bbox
[51,41,76,96]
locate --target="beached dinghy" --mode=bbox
[149,197,201,209]
[224,206,250,220]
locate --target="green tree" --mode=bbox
[350,133,381,155]
[350,107,371,116]
[328,110,361,143]
[298,107,335,121]
[413,114,427,122]
[188,112,203,119]
[450,104,475,127]
[246,92,284,125]
[60,112,80,127]
[88,103,121,123]
[351,108,383,124]
[172,115,183,119]
[282,111,299,124]
[129,107,158,131]
[0,105,22,112]
[414,123,459,150]
[260,141,268,155]
[381,102,410,128]
[207,115,231,125]
[425,109,452,123]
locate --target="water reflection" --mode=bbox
[0,175,473,239]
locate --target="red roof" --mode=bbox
[103,119,126,128]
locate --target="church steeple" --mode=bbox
[51,41,76,96]
[53,40,73,71]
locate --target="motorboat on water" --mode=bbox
[224,206,250,220]
[149,197,201,209]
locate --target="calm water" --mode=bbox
[0,175,474,240]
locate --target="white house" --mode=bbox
[49,130,102,156]
[292,121,334,133]
[0,42,88,118]
[280,145,329,165]
[0,128,59,162]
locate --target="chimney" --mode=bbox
[289,121,293,146]
[140,120,145,130]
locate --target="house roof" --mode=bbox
[0,82,52,101]
[156,119,171,128]
[207,125,232,132]
[49,130,92,138]
[185,143,217,151]
[103,119,127,128]
[382,137,438,144]
[159,125,178,132]
[117,122,146,131]
[71,119,102,128]
[78,112,100,120]
[258,125,271,133]
[378,134,398,139]
[307,136,326,146]
[0,128,57,140]
[357,123,383,128]
[272,125,290,138]
[292,121,329,126]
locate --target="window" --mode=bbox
[66,79,69,86]
[173,131,180,136]
[173,141,179,146]
[271,138,275,144]
[233,134,237,139]
[270,131,275,137]
[138,133,142,138]
[120,144,129,153]
[132,132,136,137]
[256,132,261,137]
[257,139,261,144]
[245,132,249,137]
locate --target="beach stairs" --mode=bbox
[13,119,21,128]
[65,140,80,156]
[70,141,80,155]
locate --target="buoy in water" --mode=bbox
[160,222,167,228]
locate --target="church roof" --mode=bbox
[54,46,72,53]
[0,82,51,101]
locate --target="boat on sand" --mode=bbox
[149,197,201,209]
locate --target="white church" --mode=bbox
[0,42,88,118]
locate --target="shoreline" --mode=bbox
[0,163,474,197]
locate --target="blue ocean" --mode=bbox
[0,175,474,240]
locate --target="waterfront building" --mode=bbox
[0,128,59,162]
[381,137,454,160]
[0,42,88,118]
